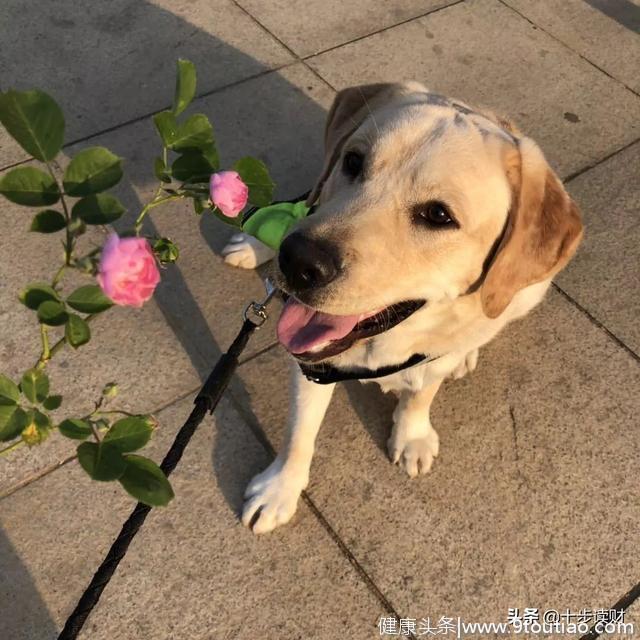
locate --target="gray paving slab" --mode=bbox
[307,0,640,179]
[503,0,640,94]
[0,63,333,494]
[236,0,458,57]
[0,394,386,640]
[233,288,640,624]
[0,0,294,166]
[558,140,640,355]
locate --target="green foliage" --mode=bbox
[0,406,28,442]
[67,285,113,313]
[173,59,196,116]
[0,59,276,507]
[154,156,171,183]
[77,441,127,481]
[65,314,91,348]
[119,455,174,506]
[21,369,49,403]
[63,146,123,197]
[72,193,125,225]
[58,418,92,440]
[153,237,180,264]
[22,408,52,445]
[171,151,215,183]
[19,282,60,310]
[37,299,68,326]
[42,394,62,410]
[0,374,20,405]
[30,209,66,233]
[0,89,64,161]
[233,157,274,207]
[0,166,60,206]
[103,416,153,452]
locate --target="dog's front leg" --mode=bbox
[242,364,335,533]
[387,379,443,477]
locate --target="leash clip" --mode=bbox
[243,277,277,327]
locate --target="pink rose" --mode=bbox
[209,171,248,217]
[97,234,160,308]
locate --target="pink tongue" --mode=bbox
[277,298,361,354]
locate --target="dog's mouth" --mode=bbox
[276,297,426,362]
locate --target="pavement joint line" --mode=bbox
[223,381,413,636]
[299,0,467,59]
[0,61,299,173]
[0,340,285,500]
[0,0,467,173]
[498,0,640,99]
[563,136,640,183]
[552,283,640,365]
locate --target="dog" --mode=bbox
[222,82,583,534]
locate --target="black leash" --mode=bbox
[57,288,274,640]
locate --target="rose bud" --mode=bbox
[209,171,248,217]
[97,234,161,308]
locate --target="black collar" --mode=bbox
[299,352,438,384]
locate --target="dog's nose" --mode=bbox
[278,232,340,291]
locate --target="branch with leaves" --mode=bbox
[0,59,275,507]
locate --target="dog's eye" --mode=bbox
[342,151,364,179]
[413,201,457,228]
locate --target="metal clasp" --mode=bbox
[243,277,277,327]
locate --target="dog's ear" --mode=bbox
[307,82,424,205]
[481,138,584,318]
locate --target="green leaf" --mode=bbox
[193,197,206,215]
[67,285,113,313]
[42,394,62,410]
[103,416,153,452]
[153,237,179,264]
[19,282,60,310]
[233,157,274,207]
[30,209,66,233]
[0,374,20,405]
[0,166,60,206]
[200,143,219,171]
[119,455,174,506]
[242,200,311,250]
[0,89,64,161]
[22,408,52,445]
[37,300,68,326]
[58,418,92,440]
[77,441,127,481]
[171,114,214,151]
[154,156,171,183]
[171,151,214,182]
[173,59,197,116]
[153,110,178,147]
[65,314,91,348]
[71,193,125,225]
[0,406,28,442]
[21,369,49,403]
[63,146,123,197]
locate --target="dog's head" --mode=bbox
[276,82,583,362]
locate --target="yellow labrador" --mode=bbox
[223,82,583,534]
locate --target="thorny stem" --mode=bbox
[134,191,183,233]
[44,162,74,266]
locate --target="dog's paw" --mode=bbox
[222,233,275,269]
[387,428,439,478]
[242,459,305,534]
[450,348,479,380]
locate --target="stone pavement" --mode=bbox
[1,0,639,638]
